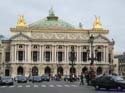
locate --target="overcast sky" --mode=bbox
[0,0,125,54]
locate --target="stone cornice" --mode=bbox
[10,27,109,34]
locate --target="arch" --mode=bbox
[17,66,24,75]
[97,67,103,75]
[5,69,10,76]
[44,66,51,75]
[82,67,88,73]
[32,66,38,76]
[70,67,76,74]
[57,66,63,75]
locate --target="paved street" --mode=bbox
[0,81,125,93]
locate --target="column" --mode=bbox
[79,46,81,63]
[15,45,17,62]
[39,45,42,62]
[28,44,31,62]
[11,45,14,62]
[25,45,26,62]
[67,46,69,63]
[64,46,67,63]
[52,45,54,63]
[77,46,79,63]
[54,46,57,63]
[106,46,108,63]
[41,45,44,62]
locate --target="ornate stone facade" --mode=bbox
[0,10,114,77]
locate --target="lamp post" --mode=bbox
[88,35,96,71]
[69,46,76,75]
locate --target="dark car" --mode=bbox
[16,76,27,83]
[92,75,125,90]
[64,75,70,81]
[32,76,42,82]
[41,74,50,81]
[0,76,14,85]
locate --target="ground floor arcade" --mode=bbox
[3,63,109,77]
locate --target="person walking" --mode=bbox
[79,72,84,85]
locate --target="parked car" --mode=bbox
[0,76,14,85]
[92,75,125,90]
[41,74,50,81]
[32,76,42,82]
[16,76,27,83]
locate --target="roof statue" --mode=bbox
[49,7,55,17]
[79,22,83,29]
[93,16,102,29]
[17,15,26,27]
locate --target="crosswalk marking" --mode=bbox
[41,85,46,87]
[17,85,22,88]
[64,85,70,87]
[56,85,62,87]
[1,86,7,88]
[26,85,30,88]
[0,84,79,88]
[49,85,54,87]
[34,85,38,87]
[9,86,14,88]
[71,85,78,87]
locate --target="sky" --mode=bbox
[0,0,125,54]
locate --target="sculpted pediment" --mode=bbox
[10,32,31,41]
[94,34,110,43]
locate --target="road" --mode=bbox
[0,81,124,93]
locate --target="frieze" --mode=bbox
[31,32,89,40]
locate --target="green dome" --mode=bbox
[29,18,74,29]
[29,8,74,29]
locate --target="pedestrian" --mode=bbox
[79,73,84,85]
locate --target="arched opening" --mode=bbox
[5,69,10,76]
[82,67,88,73]
[44,66,51,75]
[17,66,24,75]
[32,66,38,76]
[97,67,103,75]
[57,66,63,76]
[70,67,76,75]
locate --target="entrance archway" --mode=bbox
[97,67,103,75]
[82,67,88,73]
[32,66,38,76]
[17,66,24,75]
[70,67,76,74]
[5,69,10,76]
[45,66,51,75]
[57,66,63,75]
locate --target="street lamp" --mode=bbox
[88,35,96,71]
[69,46,76,75]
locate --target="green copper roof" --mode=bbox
[28,8,74,29]
[29,18,74,29]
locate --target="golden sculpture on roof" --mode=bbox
[93,16,102,29]
[17,15,26,27]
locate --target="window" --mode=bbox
[33,51,38,61]
[33,45,37,49]
[81,52,87,61]
[45,51,51,62]
[19,45,23,48]
[58,52,63,62]
[69,52,77,61]
[18,51,23,61]
[5,52,10,62]
[97,52,101,61]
